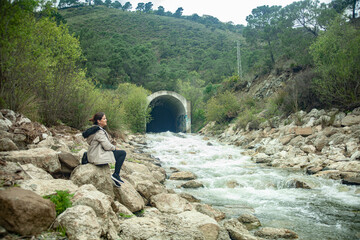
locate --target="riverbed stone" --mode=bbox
[114,179,145,212]
[0,187,56,236]
[221,218,257,240]
[178,210,220,240]
[54,205,102,240]
[192,203,226,222]
[342,114,360,126]
[254,227,298,239]
[150,193,192,214]
[0,148,61,173]
[238,214,261,230]
[180,180,204,188]
[169,171,197,180]
[20,179,78,196]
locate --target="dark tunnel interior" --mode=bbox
[146,96,185,133]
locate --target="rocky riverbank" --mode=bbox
[0,109,300,240]
[200,108,360,188]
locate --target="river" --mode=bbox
[143,132,360,240]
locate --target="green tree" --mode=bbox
[104,0,111,7]
[144,2,153,13]
[122,1,131,11]
[155,6,165,15]
[136,2,144,12]
[174,7,183,18]
[244,5,282,66]
[330,0,359,19]
[310,17,360,109]
[112,0,121,9]
[284,0,332,37]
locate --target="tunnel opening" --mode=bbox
[146,93,189,133]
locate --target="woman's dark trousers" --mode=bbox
[113,150,126,176]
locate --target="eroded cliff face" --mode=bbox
[200,107,360,186]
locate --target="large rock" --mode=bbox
[114,179,145,212]
[180,180,204,188]
[238,214,261,230]
[70,164,114,199]
[0,138,18,151]
[150,193,192,214]
[0,187,56,236]
[136,180,167,200]
[295,127,312,136]
[0,118,12,131]
[221,218,257,240]
[341,114,360,126]
[192,203,226,222]
[20,163,54,180]
[72,185,120,240]
[54,205,102,240]
[0,148,61,173]
[58,151,79,169]
[20,179,78,196]
[178,211,220,240]
[254,227,298,239]
[118,216,165,240]
[169,171,197,180]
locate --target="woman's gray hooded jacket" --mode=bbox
[82,126,115,165]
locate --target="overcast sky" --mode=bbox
[119,0,332,25]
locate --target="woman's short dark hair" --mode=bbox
[89,112,105,125]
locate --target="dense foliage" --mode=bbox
[1,0,359,132]
[0,0,150,132]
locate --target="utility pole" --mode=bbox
[236,40,243,78]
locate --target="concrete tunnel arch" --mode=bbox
[146,91,191,133]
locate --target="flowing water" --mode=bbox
[143,132,360,240]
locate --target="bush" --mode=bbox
[235,97,264,130]
[275,69,320,115]
[43,190,74,216]
[116,83,151,133]
[205,91,240,123]
[310,17,360,109]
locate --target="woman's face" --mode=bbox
[97,114,107,127]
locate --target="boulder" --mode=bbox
[0,187,56,236]
[169,171,197,180]
[113,201,134,218]
[341,114,360,126]
[313,135,328,151]
[54,205,102,240]
[20,163,54,180]
[0,118,12,131]
[114,179,145,212]
[0,148,61,173]
[178,192,201,203]
[254,227,298,239]
[1,109,16,123]
[70,164,114,199]
[226,180,240,188]
[180,180,204,188]
[0,138,18,151]
[136,180,167,200]
[58,151,79,169]
[118,216,165,240]
[341,172,360,185]
[193,203,226,222]
[327,161,360,172]
[178,211,220,240]
[295,127,312,136]
[252,153,271,164]
[150,193,192,214]
[72,184,120,239]
[238,214,261,230]
[221,218,257,240]
[20,179,78,196]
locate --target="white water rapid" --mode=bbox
[143,132,360,240]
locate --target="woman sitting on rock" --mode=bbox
[82,112,126,187]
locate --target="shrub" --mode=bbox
[116,83,151,133]
[43,190,74,216]
[310,17,360,110]
[205,91,240,123]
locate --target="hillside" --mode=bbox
[60,6,243,91]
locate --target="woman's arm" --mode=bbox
[95,130,116,151]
